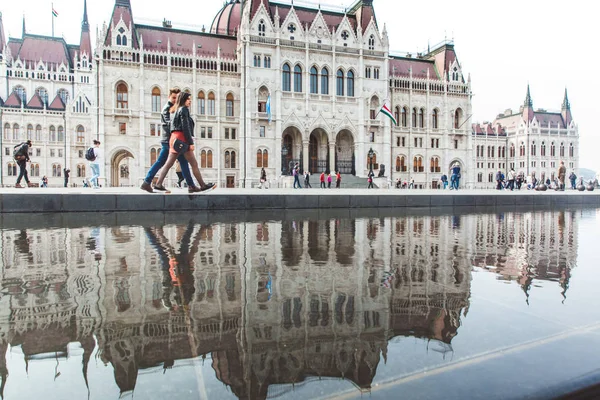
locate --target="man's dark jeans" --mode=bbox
[144,143,194,186]
[16,160,29,184]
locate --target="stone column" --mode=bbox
[329,142,336,173]
[302,140,309,173]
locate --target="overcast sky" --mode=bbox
[2,0,598,171]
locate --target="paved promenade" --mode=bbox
[0,187,599,213]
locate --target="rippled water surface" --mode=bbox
[1,208,600,400]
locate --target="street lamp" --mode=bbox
[368,147,374,173]
[281,145,288,175]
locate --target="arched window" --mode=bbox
[77,125,85,143]
[262,149,269,168]
[541,142,546,156]
[58,89,69,104]
[116,82,128,109]
[310,67,318,94]
[13,86,27,103]
[430,157,440,173]
[396,156,407,172]
[225,150,236,168]
[412,108,417,128]
[394,107,400,125]
[207,150,213,168]
[36,87,48,105]
[478,172,483,183]
[116,35,122,46]
[77,164,86,178]
[151,87,161,112]
[257,149,263,168]
[57,126,64,142]
[3,123,9,140]
[231,151,237,168]
[52,164,62,177]
[320,67,329,95]
[347,70,355,97]
[336,69,344,96]
[226,93,234,117]
[30,163,40,177]
[531,141,536,156]
[49,126,56,142]
[551,142,556,157]
[293,65,303,93]
[569,143,574,158]
[7,163,16,176]
[35,125,42,141]
[27,125,33,140]
[122,35,128,46]
[198,91,205,115]
[258,20,266,36]
[208,92,216,115]
[560,142,565,157]
[419,108,425,128]
[12,124,20,140]
[432,109,439,129]
[257,149,269,168]
[510,144,515,158]
[413,156,423,172]
[454,108,462,129]
[368,35,375,50]
[401,107,408,127]
[201,150,207,168]
[150,148,158,166]
[282,63,291,92]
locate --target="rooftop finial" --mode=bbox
[562,88,570,110]
[524,84,533,108]
[82,0,90,31]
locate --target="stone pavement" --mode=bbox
[0,186,598,213]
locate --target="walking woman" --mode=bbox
[155,92,215,192]
[175,160,184,188]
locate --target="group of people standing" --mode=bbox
[286,163,341,189]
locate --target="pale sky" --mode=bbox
[2,0,598,171]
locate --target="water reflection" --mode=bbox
[0,209,581,399]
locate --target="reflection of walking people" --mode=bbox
[88,140,101,189]
[304,171,312,188]
[14,140,33,188]
[292,163,302,189]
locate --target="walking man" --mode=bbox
[441,174,448,189]
[327,172,332,188]
[141,88,199,193]
[336,171,341,188]
[451,163,461,190]
[13,140,33,188]
[304,171,312,188]
[320,171,326,188]
[368,170,375,189]
[293,163,302,188]
[569,171,577,190]
[507,168,515,191]
[64,168,70,188]
[88,140,101,189]
[558,161,567,191]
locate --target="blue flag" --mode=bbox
[266,95,272,123]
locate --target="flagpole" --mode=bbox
[52,3,54,37]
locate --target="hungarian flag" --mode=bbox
[380,102,397,126]
[52,8,59,17]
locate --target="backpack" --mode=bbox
[13,143,26,158]
[85,147,96,161]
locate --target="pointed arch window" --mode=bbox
[151,87,161,112]
[336,69,344,96]
[569,143,574,158]
[430,157,440,173]
[412,108,417,128]
[293,65,303,93]
[12,124,20,141]
[257,149,269,168]
[282,63,291,92]
[531,141,536,156]
[36,87,48,105]
[116,35,122,46]
[49,126,56,142]
[57,126,64,142]
[320,68,329,95]
[150,148,158,166]
[541,142,546,156]
[198,91,205,115]
[347,70,355,97]
[35,125,42,141]
[551,142,556,157]
[454,108,462,129]
[432,109,439,129]
[58,89,69,104]
[225,150,237,169]
[13,86,27,103]
[368,35,375,50]
[419,108,425,128]
[258,20,266,37]
[208,92,216,115]
[30,163,40,177]
[560,142,565,157]
[3,123,9,140]
[76,164,86,178]
[77,125,85,143]
[122,35,128,46]
[310,67,318,94]
[226,93,234,117]
[396,156,407,172]
[401,107,408,127]
[116,82,128,109]
[27,125,33,140]
[394,107,400,125]
[413,156,423,172]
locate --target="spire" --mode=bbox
[82,0,90,32]
[22,15,26,37]
[562,88,570,110]
[561,87,573,127]
[0,12,6,53]
[79,0,92,56]
[524,84,533,108]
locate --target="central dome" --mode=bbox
[210,0,242,36]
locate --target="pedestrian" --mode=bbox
[292,163,302,188]
[507,169,515,191]
[441,174,448,189]
[516,173,523,190]
[320,171,326,188]
[304,171,312,188]
[155,92,215,192]
[451,163,461,190]
[327,172,332,188]
[88,140,102,189]
[558,161,566,191]
[368,170,375,189]
[83,180,89,188]
[260,167,267,189]
[13,140,33,188]
[569,171,577,190]
[496,170,503,190]
[336,171,341,188]
[63,168,70,188]
[175,160,185,188]
[409,178,414,189]
[41,176,48,188]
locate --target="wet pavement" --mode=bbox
[1,207,600,399]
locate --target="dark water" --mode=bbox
[1,207,600,400]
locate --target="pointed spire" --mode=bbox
[562,88,570,110]
[22,15,26,37]
[82,0,90,32]
[79,0,92,56]
[0,12,6,53]
[524,84,533,108]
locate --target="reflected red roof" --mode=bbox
[389,57,439,80]
[137,26,237,59]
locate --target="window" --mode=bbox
[4,148,8,156]
[150,123,157,136]
[320,68,329,95]
[432,109,439,129]
[412,108,417,128]
[551,142,556,157]
[58,126,64,142]
[569,143,574,157]
[36,87,49,105]
[396,156,407,172]
[531,142,536,156]
[419,108,424,128]
[151,87,161,112]
[254,54,261,67]
[257,149,269,168]
[370,132,375,143]
[52,164,62,177]
[560,143,565,157]
[116,82,128,109]
[368,35,375,50]
[3,123,10,140]
[77,125,85,143]
[150,148,158,166]
[36,149,41,157]
[30,163,40,177]
[293,65,303,93]
[401,107,408,127]
[260,126,266,138]
[477,173,483,183]
[58,149,63,158]
[79,150,84,158]
[27,125,33,140]
[413,156,423,172]
[336,69,344,96]
[454,108,462,129]
[13,86,27,103]
[394,107,400,125]
[7,163,17,176]
[225,128,230,140]
[35,125,42,141]
[347,70,355,97]
[258,20,266,37]
[208,92,215,115]
[197,91,206,115]
[374,68,380,80]
[225,150,237,168]
[454,140,458,149]
[231,128,236,140]
[430,157,440,173]
[264,56,271,68]
[282,64,291,92]
[310,67,318,94]
[49,126,56,142]
[201,127,206,139]
[365,67,371,79]
[77,164,86,178]
[119,123,127,135]
[541,142,546,156]
[226,93,234,117]
[58,89,69,104]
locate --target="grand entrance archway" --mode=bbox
[281,126,302,175]
[335,130,355,175]
[111,149,134,187]
[308,129,329,174]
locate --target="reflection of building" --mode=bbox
[0,210,578,398]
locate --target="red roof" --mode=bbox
[211,0,242,36]
[389,57,439,80]
[535,112,566,128]
[9,35,71,68]
[48,94,66,111]
[137,26,237,59]
[104,1,139,49]
[4,92,22,108]
[271,4,358,33]
[27,94,45,109]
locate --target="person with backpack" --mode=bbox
[13,140,33,188]
[87,140,102,189]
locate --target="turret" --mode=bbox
[561,88,572,127]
